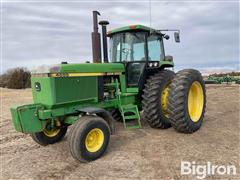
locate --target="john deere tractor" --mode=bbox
[10,11,206,162]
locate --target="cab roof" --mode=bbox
[107,24,156,36]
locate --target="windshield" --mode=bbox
[110,32,146,62]
[109,32,163,62]
[148,35,164,61]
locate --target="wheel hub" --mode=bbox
[188,81,204,122]
[43,128,61,137]
[161,84,170,117]
[43,120,61,137]
[85,128,104,152]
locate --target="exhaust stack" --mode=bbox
[99,20,109,63]
[91,11,101,63]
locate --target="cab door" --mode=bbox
[124,34,147,87]
[109,32,148,87]
[126,62,146,87]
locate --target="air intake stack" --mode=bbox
[99,20,109,63]
[91,11,101,63]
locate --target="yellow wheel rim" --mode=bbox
[43,128,61,137]
[188,81,204,122]
[161,83,170,117]
[85,128,104,153]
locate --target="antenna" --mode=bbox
[149,0,152,28]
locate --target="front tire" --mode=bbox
[168,69,206,133]
[31,125,67,146]
[69,115,110,162]
[142,70,175,128]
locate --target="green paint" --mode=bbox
[31,63,125,74]
[64,116,79,125]
[60,63,125,73]
[160,60,174,67]
[32,76,98,108]
[120,104,141,129]
[11,104,46,133]
[108,24,155,36]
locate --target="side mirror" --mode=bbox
[174,32,180,43]
[165,55,173,62]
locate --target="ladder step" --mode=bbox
[124,115,139,120]
[121,104,137,109]
[119,104,141,129]
[125,125,141,129]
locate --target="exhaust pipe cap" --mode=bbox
[99,20,109,26]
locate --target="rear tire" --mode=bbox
[168,69,206,133]
[69,115,110,162]
[142,70,175,128]
[31,126,67,146]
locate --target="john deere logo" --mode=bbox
[35,82,41,91]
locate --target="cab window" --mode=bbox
[109,32,147,62]
[147,35,163,61]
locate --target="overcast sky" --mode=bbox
[1,0,239,73]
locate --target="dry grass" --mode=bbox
[1,85,240,179]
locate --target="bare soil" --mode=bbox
[1,85,240,180]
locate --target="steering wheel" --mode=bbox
[122,48,131,54]
[122,48,132,61]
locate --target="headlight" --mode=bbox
[154,62,158,67]
[149,63,153,67]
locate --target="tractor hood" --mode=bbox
[31,63,125,75]
[59,63,125,73]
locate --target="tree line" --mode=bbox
[0,68,31,89]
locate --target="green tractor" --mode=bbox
[10,11,206,162]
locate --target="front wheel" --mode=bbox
[31,124,68,146]
[168,69,206,133]
[68,115,110,162]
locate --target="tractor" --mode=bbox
[10,11,206,162]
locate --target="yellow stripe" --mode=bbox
[49,72,122,77]
[68,73,104,77]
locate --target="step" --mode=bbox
[125,125,141,129]
[124,115,139,120]
[119,104,141,129]
[121,104,137,110]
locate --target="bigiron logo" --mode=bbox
[181,161,237,179]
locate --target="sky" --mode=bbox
[1,0,239,73]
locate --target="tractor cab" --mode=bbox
[107,25,178,87]
[92,12,178,88]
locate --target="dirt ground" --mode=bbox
[1,85,239,180]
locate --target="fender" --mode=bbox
[78,107,115,134]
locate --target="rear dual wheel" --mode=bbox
[142,69,206,133]
[168,69,206,133]
[142,70,175,128]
